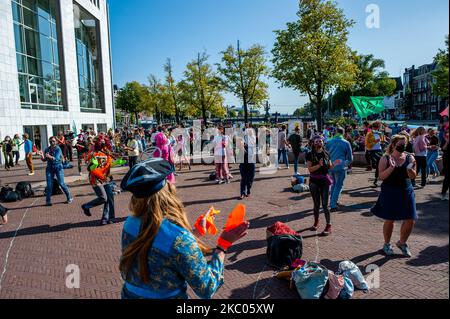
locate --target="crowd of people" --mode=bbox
[0,118,448,300]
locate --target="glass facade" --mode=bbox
[12,0,64,111]
[74,3,103,113]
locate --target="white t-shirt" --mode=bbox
[213,135,229,157]
[127,139,140,157]
[278,131,287,150]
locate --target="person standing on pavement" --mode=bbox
[76,131,89,176]
[370,135,417,257]
[12,134,23,166]
[441,125,449,201]
[123,133,140,170]
[81,137,115,226]
[288,126,303,176]
[412,127,428,188]
[38,137,73,206]
[1,136,14,171]
[238,129,256,200]
[306,135,339,236]
[326,127,353,213]
[213,126,231,184]
[277,125,290,169]
[23,133,34,176]
[119,158,249,299]
[365,121,384,187]
[55,131,67,163]
[426,128,440,179]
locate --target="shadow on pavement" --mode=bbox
[406,245,449,267]
[0,217,127,239]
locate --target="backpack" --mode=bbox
[337,261,369,292]
[266,234,303,268]
[16,182,34,199]
[0,186,14,202]
[44,178,63,196]
[3,190,22,202]
[209,172,217,181]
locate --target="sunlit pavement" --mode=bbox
[0,162,448,299]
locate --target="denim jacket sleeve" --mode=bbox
[173,232,224,299]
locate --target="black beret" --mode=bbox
[120,158,174,198]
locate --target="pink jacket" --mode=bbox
[154,133,175,184]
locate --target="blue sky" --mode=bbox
[108,0,449,114]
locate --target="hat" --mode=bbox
[120,158,174,198]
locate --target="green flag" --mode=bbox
[351,97,385,119]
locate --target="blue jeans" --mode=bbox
[330,169,347,209]
[278,149,289,168]
[426,150,439,176]
[45,165,72,204]
[83,183,115,221]
[293,153,301,174]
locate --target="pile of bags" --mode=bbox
[277,260,369,300]
[291,175,309,193]
[267,222,369,299]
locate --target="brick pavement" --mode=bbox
[0,160,448,299]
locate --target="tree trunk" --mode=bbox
[135,112,139,126]
[243,98,249,124]
[202,105,208,127]
[175,105,180,125]
[316,98,323,132]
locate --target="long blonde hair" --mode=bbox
[119,183,210,283]
[387,135,408,155]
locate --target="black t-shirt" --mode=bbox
[428,135,439,146]
[288,134,303,154]
[306,150,330,178]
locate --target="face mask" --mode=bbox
[396,145,406,153]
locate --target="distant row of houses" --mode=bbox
[385,63,448,121]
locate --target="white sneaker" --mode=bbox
[28,172,35,176]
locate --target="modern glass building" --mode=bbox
[0,0,114,162]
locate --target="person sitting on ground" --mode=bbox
[119,159,249,299]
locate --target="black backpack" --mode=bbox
[44,178,63,196]
[209,172,217,181]
[16,182,34,198]
[0,186,14,202]
[266,234,303,268]
[2,190,22,203]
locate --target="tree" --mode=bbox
[293,102,315,117]
[115,81,147,125]
[432,35,449,99]
[272,0,357,131]
[164,59,183,125]
[146,74,172,125]
[217,41,269,124]
[333,53,397,111]
[180,53,225,124]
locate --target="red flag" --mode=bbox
[440,106,449,117]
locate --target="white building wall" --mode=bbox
[0,0,114,164]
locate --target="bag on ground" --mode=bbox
[292,262,329,299]
[44,178,63,196]
[209,172,216,181]
[0,186,14,202]
[292,184,309,193]
[3,190,22,203]
[266,234,303,268]
[323,271,345,300]
[338,276,355,300]
[15,182,34,198]
[337,261,369,292]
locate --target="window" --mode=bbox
[97,123,107,134]
[11,0,64,111]
[74,2,103,113]
[52,124,70,136]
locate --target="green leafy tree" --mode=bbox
[272,0,357,130]
[432,35,449,99]
[146,74,172,125]
[333,53,397,111]
[115,81,147,125]
[217,42,269,124]
[164,59,184,125]
[180,53,225,124]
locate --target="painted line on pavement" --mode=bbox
[0,198,40,293]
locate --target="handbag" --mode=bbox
[292,262,329,299]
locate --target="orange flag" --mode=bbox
[224,204,246,232]
[194,207,221,236]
